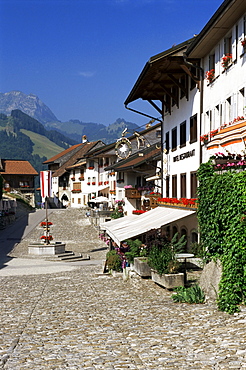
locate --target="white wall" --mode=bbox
[202,14,246,162]
[162,87,201,199]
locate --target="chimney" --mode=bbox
[82,135,87,143]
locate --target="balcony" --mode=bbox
[125,188,141,199]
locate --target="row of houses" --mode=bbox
[44,123,162,213]
[45,0,246,250]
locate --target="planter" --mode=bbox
[151,269,184,290]
[134,257,151,278]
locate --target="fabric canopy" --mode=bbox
[101,206,196,245]
[91,196,109,203]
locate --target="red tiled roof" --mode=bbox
[2,160,38,175]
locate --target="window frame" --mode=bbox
[172,175,177,198]
[190,114,197,144]
[171,127,177,151]
[180,121,186,148]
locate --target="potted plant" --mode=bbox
[205,69,215,83]
[148,234,186,289]
[200,134,209,144]
[106,250,122,273]
[221,53,232,69]
[241,37,246,48]
[124,239,151,277]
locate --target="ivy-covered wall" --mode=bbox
[197,162,246,314]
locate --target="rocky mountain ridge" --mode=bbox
[0,90,140,144]
[0,91,58,124]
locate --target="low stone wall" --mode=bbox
[199,260,222,301]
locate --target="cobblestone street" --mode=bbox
[0,208,246,369]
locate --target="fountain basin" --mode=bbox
[28,242,66,255]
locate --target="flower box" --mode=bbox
[151,269,184,290]
[132,210,146,214]
[79,177,84,181]
[133,257,151,278]
[92,182,96,185]
[200,134,209,143]
[157,197,198,209]
[88,166,94,170]
[71,177,75,181]
[72,189,81,193]
[205,69,215,83]
[87,182,91,185]
[125,188,141,199]
[221,53,232,69]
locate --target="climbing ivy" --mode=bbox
[197,161,246,314]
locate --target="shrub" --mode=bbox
[106,250,122,272]
[172,285,205,304]
[148,233,186,275]
[124,239,145,264]
[197,161,246,313]
[111,207,124,219]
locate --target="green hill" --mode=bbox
[0,111,76,175]
[20,129,64,158]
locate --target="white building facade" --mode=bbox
[187,4,246,162]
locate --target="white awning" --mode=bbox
[97,185,109,192]
[101,206,196,245]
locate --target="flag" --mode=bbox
[40,171,52,199]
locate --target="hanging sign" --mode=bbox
[115,137,132,159]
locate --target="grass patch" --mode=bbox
[20,129,64,158]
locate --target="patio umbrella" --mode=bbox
[91,196,109,203]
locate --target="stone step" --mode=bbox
[56,251,75,258]
[59,253,91,262]
[60,253,82,260]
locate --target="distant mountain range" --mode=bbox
[0,91,140,144]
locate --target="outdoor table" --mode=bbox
[175,253,194,285]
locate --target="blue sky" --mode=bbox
[0,0,223,127]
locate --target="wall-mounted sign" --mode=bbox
[115,137,132,159]
[173,149,195,162]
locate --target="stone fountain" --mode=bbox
[28,202,65,256]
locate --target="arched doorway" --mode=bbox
[61,194,69,208]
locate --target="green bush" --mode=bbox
[124,239,144,264]
[148,233,186,275]
[197,161,246,313]
[148,243,173,275]
[172,285,205,304]
[111,207,124,219]
[106,250,122,272]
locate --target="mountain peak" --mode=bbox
[0,91,59,124]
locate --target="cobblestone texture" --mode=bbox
[1,208,246,369]
[9,208,108,261]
